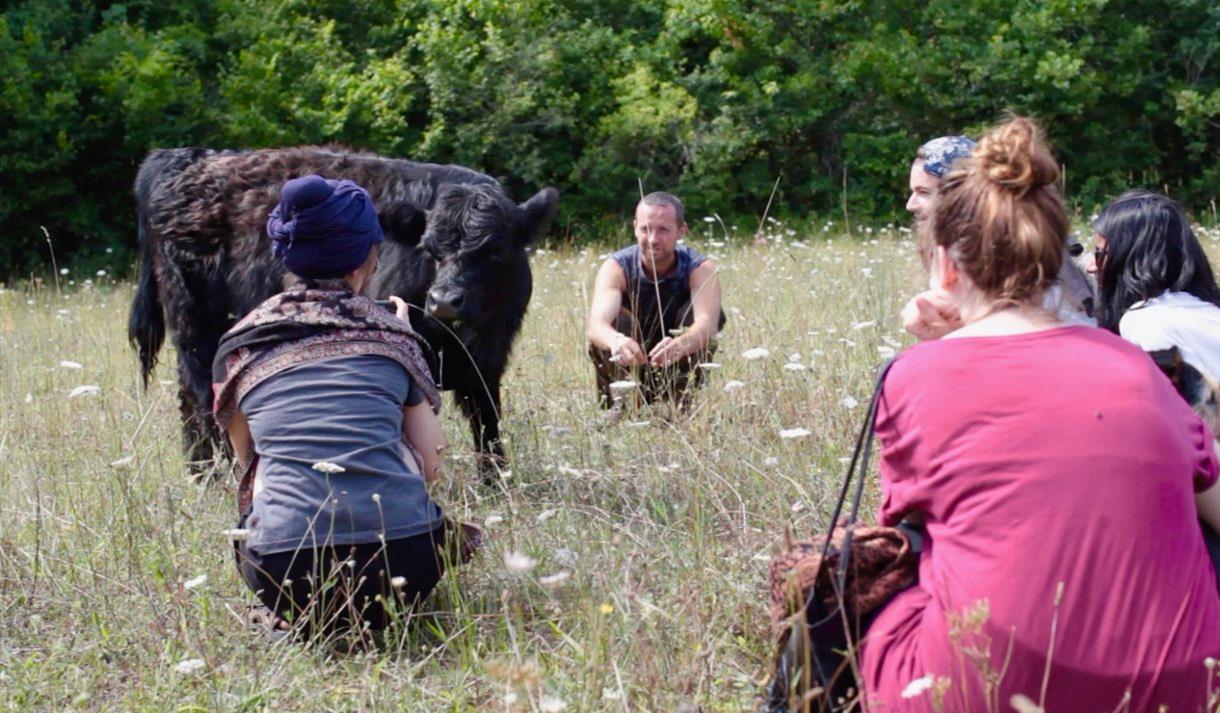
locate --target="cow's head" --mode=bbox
[1061,236,1095,318]
[420,183,558,326]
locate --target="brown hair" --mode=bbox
[925,116,1068,303]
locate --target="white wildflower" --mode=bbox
[59,360,83,370]
[68,385,100,399]
[24,393,33,404]
[723,380,746,393]
[602,686,624,701]
[174,658,206,675]
[371,493,381,503]
[503,550,538,574]
[779,427,812,440]
[311,461,345,474]
[608,380,637,396]
[900,675,934,699]
[540,571,571,588]
[220,528,250,541]
[741,347,770,361]
[840,396,859,409]
[539,694,567,712]
[390,576,407,588]
[851,320,876,330]
[183,575,207,591]
[59,268,69,276]
[762,456,779,467]
[783,362,807,371]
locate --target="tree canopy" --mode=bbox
[2,0,1218,273]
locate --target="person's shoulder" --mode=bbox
[597,252,628,281]
[1118,300,1175,348]
[677,242,708,264]
[688,255,718,279]
[610,244,638,265]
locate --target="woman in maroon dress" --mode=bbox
[861,117,1220,711]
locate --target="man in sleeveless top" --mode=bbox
[586,191,725,409]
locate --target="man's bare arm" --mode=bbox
[587,259,647,365]
[649,260,722,366]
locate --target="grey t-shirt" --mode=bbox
[241,354,444,554]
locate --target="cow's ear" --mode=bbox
[517,187,559,244]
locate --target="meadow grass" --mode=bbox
[1,223,1216,711]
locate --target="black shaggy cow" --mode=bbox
[128,146,557,474]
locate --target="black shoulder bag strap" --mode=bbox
[807,356,897,628]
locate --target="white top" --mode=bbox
[1119,291,1220,381]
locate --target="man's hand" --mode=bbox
[901,289,962,341]
[611,332,648,366]
[648,336,686,367]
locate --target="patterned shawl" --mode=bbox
[211,278,440,434]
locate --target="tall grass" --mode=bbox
[1,223,1217,711]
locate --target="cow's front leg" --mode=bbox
[176,341,227,480]
[456,380,505,484]
[176,359,217,475]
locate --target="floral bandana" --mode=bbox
[918,135,976,178]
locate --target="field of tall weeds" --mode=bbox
[2,221,1218,711]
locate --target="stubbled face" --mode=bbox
[906,160,941,223]
[421,185,523,326]
[633,203,686,276]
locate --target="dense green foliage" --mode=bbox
[2,0,1218,274]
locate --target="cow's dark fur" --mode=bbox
[128,146,557,473]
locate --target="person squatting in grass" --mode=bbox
[586,191,725,410]
[854,117,1220,710]
[213,174,464,637]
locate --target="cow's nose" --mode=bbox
[427,289,463,320]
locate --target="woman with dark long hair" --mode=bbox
[1088,189,1220,382]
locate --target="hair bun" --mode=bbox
[973,117,1059,194]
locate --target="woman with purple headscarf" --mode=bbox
[212,175,476,640]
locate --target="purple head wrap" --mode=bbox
[917,136,976,178]
[266,174,384,279]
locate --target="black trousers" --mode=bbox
[236,523,448,634]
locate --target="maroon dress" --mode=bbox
[861,325,1220,712]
